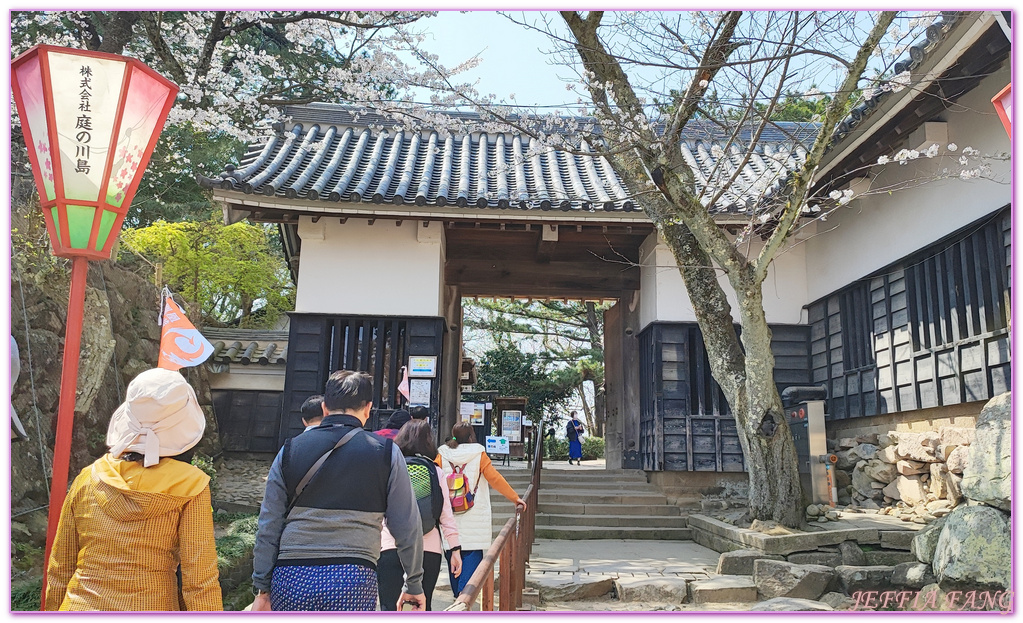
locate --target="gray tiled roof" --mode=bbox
[828,12,961,147]
[201,105,818,215]
[204,328,288,366]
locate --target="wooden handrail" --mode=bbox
[445,431,543,611]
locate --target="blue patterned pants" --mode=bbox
[270,563,378,611]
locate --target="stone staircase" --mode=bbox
[490,468,692,540]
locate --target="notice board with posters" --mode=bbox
[501,410,522,442]
[493,396,528,458]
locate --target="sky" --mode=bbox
[409,11,577,108]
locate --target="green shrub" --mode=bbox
[11,577,41,611]
[545,437,604,460]
[546,439,569,460]
[191,453,217,494]
[215,514,258,571]
[582,436,605,460]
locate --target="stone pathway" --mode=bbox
[214,455,273,511]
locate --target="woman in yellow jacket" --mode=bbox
[44,368,222,611]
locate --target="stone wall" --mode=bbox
[830,425,971,520]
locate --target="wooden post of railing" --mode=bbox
[481,567,495,611]
[499,523,515,611]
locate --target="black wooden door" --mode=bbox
[213,390,284,453]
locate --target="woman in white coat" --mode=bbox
[436,422,526,598]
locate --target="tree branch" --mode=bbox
[665,11,742,143]
[95,11,141,54]
[140,12,188,84]
[753,10,896,283]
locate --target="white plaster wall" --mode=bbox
[639,230,809,330]
[805,62,1011,302]
[295,217,445,316]
[208,366,286,391]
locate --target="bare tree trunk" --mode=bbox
[583,302,606,437]
[733,284,804,526]
[94,11,142,54]
[577,383,595,433]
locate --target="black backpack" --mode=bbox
[405,455,444,535]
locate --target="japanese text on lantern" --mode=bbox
[75,65,93,174]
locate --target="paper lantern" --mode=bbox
[11,45,179,259]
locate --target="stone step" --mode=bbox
[534,525,693,540]
[534,513,689,528]
[537,492,672,505]
[690,575,759,604]
[502,470,648,482]
[494,501,683,516]
[503,479,656,491]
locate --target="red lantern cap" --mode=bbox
[11,45,179,259]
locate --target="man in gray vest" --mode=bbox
[251,370,425,611]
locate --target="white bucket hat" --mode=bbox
[106,368,206,467]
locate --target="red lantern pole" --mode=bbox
[39,256,90,608]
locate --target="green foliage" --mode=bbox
[582,436,605,460]
[12,541,44,574]
[546,436,604,461]
[127,124,245,227]
[215,514,259,571]
[11,577,42,611]
[191,453,217,495]
[120,216,294,328]
[475,342,578,428]
[222,578,256,611]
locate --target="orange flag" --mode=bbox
[158,289,214,371]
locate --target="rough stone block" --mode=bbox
[896,432,938,462]
[787,552,842,567]
[945,472,963,506]
[835,449,859,470]
[932,504,1011,590]
[864,459,897,484]
[910,518,945,564]
[820,592,856,610]
[896,460,929,475]
[753,559,835,600]
[854,443,878,461]
[838,540,866,566]
[864,550,919,566]
[879,530,915,551]
[856,433,880,445]
[528,574,614,602]
[835,565,893,594]
[613,576,688,603]
[945,446,969,474]
[929,463,947,499]
[716,549,784,575]
[749,597,834,611]
[835,469,852,488]
[938,426,974,447]
[878,445,899,464]
[891,562,936,589]
[690,576,758,604]
[960,393,1010,510]
[883,475,926,505]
